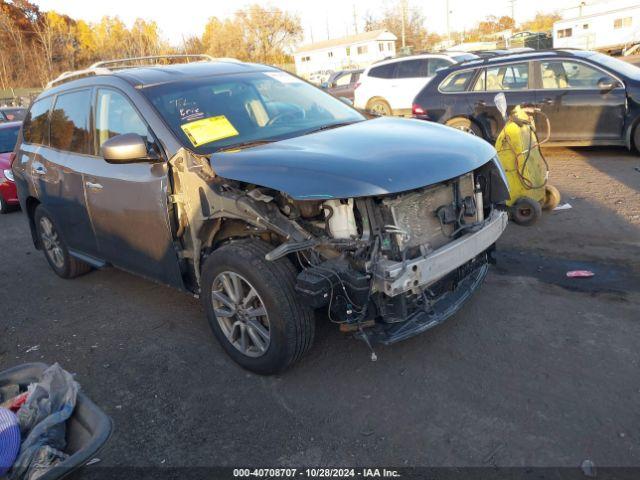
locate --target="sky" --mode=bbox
[34,0,588,46]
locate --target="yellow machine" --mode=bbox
[495,104,560,226]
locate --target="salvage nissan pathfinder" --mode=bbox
[12,55,509,374]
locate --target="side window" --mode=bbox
[439,70,475,93]
[428,58,452,76]
[541,61,614,89]
[395,59,429,79]
[23,97,53,145]
[50,90,92,154]
[368,63,396,79]
[473,69,486,91]
[335,73,351,87]
[95,89,148,151]
[485,62,529,91]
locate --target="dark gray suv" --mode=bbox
[13,55,509,374]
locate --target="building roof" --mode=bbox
[296,29,397,54]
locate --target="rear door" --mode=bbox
[465,61,534,140]
[535,59,626,142]
[84,87,183,287]
[34,89,99,257]
[330,72,354,99]
[390,58,443,112]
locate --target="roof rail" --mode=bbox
[89,54,220,69]
[45,54,237,90]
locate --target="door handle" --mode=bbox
[475,100,486,107]
[85,181,103,190]
[543,98,554,105]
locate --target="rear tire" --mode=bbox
[34,205,92,279]
[446,117,484,137]
[510,197,542,226]
[633,123,640,153]
[367,98,392,116]
[543,185,561,210]
[201,239,315,375]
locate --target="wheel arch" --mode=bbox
[625,115,640,150]
[25,196,42,249]
[445,115,488,139]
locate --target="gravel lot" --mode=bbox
[1,147,639,473]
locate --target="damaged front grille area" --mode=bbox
[380,172,480,259]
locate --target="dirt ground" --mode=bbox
[0,146,639,475]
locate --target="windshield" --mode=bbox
[577,51,640,81]
[0,125,19,153]
[143,71,365,154]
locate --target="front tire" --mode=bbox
[201,239,315,375]
[34,205,92,279]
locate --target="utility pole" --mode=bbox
[400,0,407,48]
[508,0,516,23]
[446,0,451,43]
[326,13,330,40]
[353,4,358,34]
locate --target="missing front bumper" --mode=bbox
[358,260,489,345]
[374,210,507,296]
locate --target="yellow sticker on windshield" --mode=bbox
[180,115,239,147]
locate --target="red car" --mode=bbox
[0,121,21,213]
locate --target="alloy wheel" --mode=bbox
[211,271,271,358]
[39,216,65,269]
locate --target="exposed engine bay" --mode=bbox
[167,148,509,345]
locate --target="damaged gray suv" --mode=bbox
[13,55,509,374]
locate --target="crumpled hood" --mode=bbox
[210,117,498,200]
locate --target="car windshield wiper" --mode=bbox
[216,139,276,152]
[302,121,360,136]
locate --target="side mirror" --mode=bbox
[338,96,353,106]
[101,133,152,163]
[494,92,508,120]
[597,77,618,91]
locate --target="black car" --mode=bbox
[412,49,640,149]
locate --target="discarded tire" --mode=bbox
[543,184,561,210]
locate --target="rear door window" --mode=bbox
[334,73,351,86]
[49,90,92,154]
[439,70,476,92]
[484,62,529,91]
[95,89,149,151]
[23,97,53,145]
[395,59,429,78]
[368,63,396,79]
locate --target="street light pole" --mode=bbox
[401,0,407,48]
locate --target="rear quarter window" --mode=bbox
[23,97,53,145]
[368,63,396,79]
[439,70,477,92]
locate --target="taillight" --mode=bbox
[354,82,361,90]
[9,152,16,167]
[412,103,426,116]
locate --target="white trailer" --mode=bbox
[553,1,640,53]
